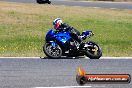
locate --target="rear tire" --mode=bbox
[85,41,102,59]
[43,42,62,59]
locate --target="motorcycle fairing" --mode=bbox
[45,29,72,50]
[55,32,71,45]
[45,29,56,41]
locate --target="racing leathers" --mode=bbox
[55,23,83,43]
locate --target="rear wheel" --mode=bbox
[85,41,102,59]
[43,43,62,59]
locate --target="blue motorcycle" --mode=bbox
[43,29,102,59]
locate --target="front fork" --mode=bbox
[48,41,57,48]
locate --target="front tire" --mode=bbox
[85,41,102,59]
[43,42,62,59]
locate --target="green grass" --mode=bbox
[0,1,132,57]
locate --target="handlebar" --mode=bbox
[80,31,94,40]
[82,31,94,37]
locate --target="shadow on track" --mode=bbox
[40,56,89,59]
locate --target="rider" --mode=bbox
[53,18,85,44]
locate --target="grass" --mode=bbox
[0,1,132,57]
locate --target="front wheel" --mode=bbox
[85,41,102,59]
[43,42,62,59]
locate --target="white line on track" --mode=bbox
[0,57,40,59]
[76,1,132,4]
[0,57,132,59]
[34,85,105,88]
[84,57,132,59]
[34,86,92,88]
[101,57,132,59]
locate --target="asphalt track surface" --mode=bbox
[1,0,132,10]
[0,0,132,88]
[0,57,132,88]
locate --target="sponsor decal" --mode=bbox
[76,67,131,85]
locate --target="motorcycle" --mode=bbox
[43,29,102,59]
[36,0,51,4]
